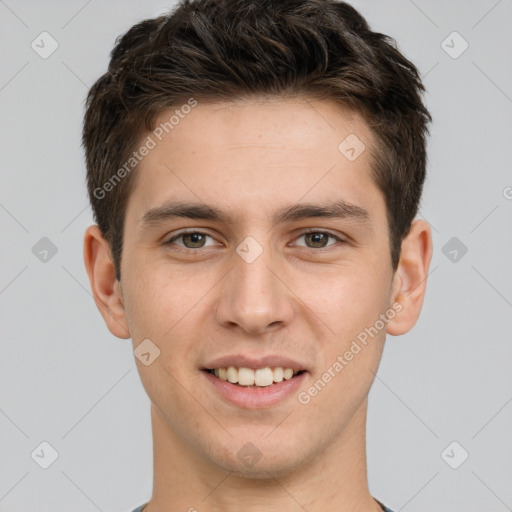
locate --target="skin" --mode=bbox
[84,97,432,512]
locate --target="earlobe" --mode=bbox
[386,219,433,336]
[83,224,131,339]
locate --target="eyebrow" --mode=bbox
[138,199,370,230]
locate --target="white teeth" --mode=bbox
[273,367,283,382]
[238,367,255,386]
[283,368,294,380]
[212,366,300,387]
[226,366,238,384]
[255,367,274,387]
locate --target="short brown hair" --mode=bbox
[83,0,432,281]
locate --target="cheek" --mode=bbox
[300,264,391,337]
[303,276,388,418]
[122,259,200,339]
[303,268,391,398]
[123,268,209,379]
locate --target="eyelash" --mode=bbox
[164,229,345,251]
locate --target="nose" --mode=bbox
[214,242,295,335]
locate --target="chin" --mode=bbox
[209,437,311,479]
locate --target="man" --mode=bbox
[82,1,432,510]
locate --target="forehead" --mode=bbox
[152,96,372,157]
[125,96,384,227]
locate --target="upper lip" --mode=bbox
[203,354,308,371]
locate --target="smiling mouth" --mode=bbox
[204,367,306,388]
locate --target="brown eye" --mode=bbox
[166,232,215,249]
[181,233,207,248]
[305,233,329,248]
[296,231,340,249]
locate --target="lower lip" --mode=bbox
[202,370,307,409]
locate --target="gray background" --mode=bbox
[1,1,511,511]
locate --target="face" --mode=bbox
[110,97,404,476]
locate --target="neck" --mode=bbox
[144,399,382,512]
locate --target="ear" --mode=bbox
[386,219,433,336]
[83,224,131,339]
